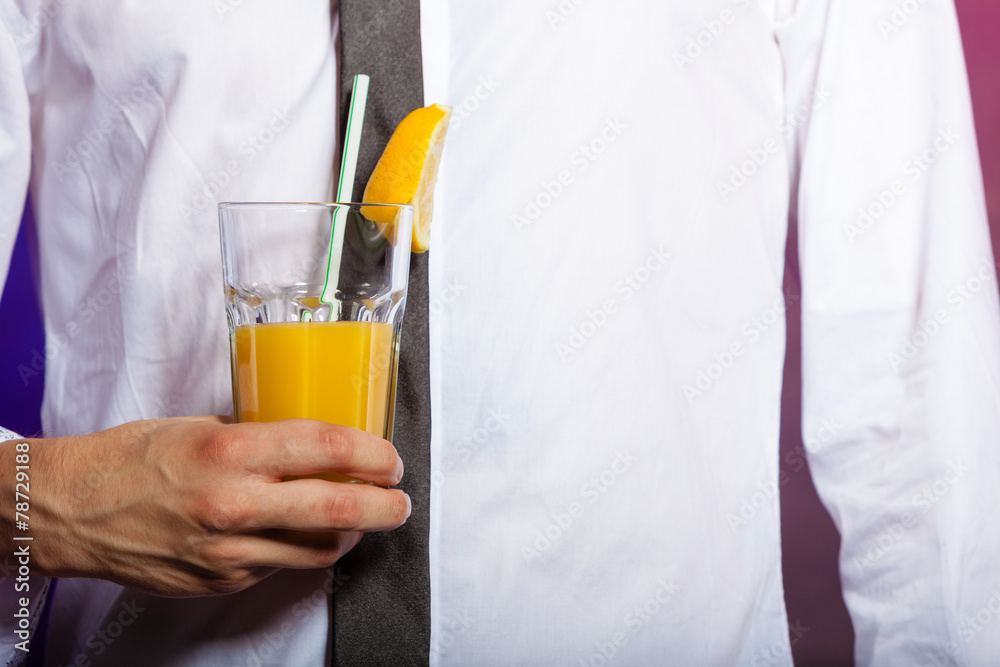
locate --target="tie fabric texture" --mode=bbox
[331,1,431,665]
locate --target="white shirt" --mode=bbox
[2,1,1000,665]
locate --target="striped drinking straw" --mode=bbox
[321,73,370,307]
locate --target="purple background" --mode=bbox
[0,4,996,664]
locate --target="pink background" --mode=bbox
[0,4,996,664]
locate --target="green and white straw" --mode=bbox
[321,73,370,307]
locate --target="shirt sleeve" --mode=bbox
[0,5,30,279]
[777,1,1000,665]
[0,10,48,667]
[0,6,33,432]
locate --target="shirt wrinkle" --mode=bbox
[2,2,997,665]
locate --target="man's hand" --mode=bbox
[2,416,410,597]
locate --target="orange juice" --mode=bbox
[232,321,398,481]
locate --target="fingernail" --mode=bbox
[405,493,412,518]
[394,459,405,485]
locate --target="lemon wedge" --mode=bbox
[362,104,452,253]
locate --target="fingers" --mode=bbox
[238,530,364,570]
[235,420,404,486]
[170,532,361,592]
[175,415,234,425]
[250,478,411,533]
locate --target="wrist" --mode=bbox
[1,435,85,578]
[0,433,19,550]
[0,435,46,576]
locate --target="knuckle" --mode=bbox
[204,581,236,595]
[326,491,363,530]
[307,543,346,569]
[203,572,250,596]
[201,540,249,570]
[202,428,246,469]
[178,533,209,561]
[195,492,252,534]
[319,426,357,468]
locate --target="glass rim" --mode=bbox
[218,201,414,211]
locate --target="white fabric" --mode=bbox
[0,0,998,665]
[1,1,339,665]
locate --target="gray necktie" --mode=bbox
[331,1,431,665]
